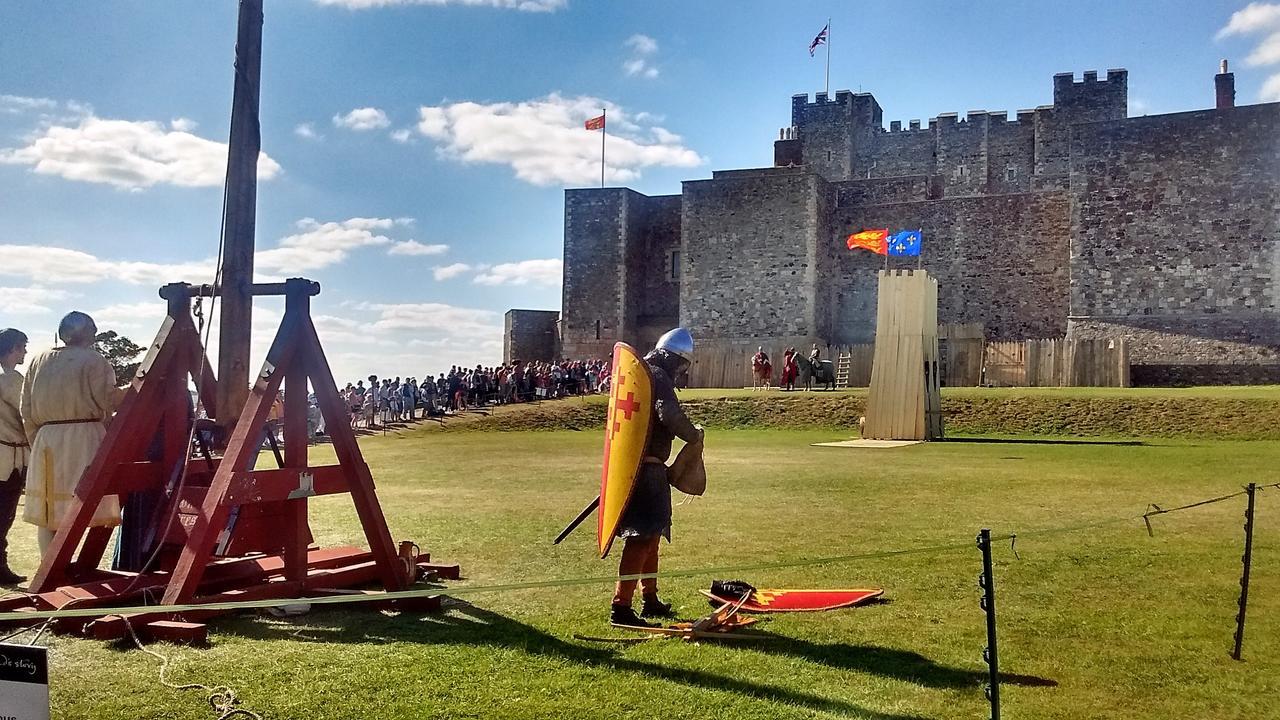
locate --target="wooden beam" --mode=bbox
[224,465,349,504]
[216,0,264,439]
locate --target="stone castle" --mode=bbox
[505,65,1280,384]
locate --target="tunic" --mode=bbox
[0,368,27,482]
[617,361,700,541]
[21,346,122,530]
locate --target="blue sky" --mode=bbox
[2,0,1277,382]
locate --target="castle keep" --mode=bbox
[526,67,1280,384]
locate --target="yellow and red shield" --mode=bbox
[597,342,654,558]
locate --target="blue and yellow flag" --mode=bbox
[888,230,922,257]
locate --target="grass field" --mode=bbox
[5,422,1280,719]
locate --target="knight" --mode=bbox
[609,328,704,627]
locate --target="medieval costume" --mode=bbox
[0,328,30,584]
[22,333,123,553]
[781,348,799,391]
[611,327,703,627]
[751,347,772,386]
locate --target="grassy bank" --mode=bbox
[419,386,1280,439]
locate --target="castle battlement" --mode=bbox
[555,66,1280,387]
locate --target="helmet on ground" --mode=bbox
[655,327,694,362]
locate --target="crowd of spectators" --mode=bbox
[338,359,611,428]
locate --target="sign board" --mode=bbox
[0,643,50,720]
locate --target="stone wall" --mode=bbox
[680,171,827,345]
[561,188,630,359]
[838,192,1071,342]
[1067,103,1280,366]
[504,309,559,363]
[560,188,682,358]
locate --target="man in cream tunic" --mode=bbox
[21,312,123,554]
[0,328,30,584]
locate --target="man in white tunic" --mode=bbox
[21,312,123,554]
[0,328,29,584]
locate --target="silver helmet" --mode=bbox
[655,327,694,362]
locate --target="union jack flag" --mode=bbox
[809,23,828,57]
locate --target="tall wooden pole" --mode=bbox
[217,0,264,438]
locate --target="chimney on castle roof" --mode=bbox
[1216,59,1235,110]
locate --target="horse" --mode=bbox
[751,353,773,390]
[796,353,837,391]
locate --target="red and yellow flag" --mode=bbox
[847,229,889,254]
[584,114,606,131]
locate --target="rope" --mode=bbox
[123,617,261,720]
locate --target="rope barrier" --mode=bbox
[0,483,1257,625]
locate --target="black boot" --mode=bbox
[640,594,676,619]
[610,603,656,628]
[0,565,25,585]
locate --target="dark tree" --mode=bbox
[94,330,145,383]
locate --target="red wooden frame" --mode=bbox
[22,278,423,625]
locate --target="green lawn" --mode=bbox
[7,429,1279,719]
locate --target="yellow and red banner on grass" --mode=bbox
[597,342,653,558]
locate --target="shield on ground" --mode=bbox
[597,342,654,558]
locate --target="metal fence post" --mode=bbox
[978,528,1001,720]
[1232,483,1256,661]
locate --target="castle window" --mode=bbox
[667,249,681,282]
[826,150,832,162]
[595,320,601,340]
[1006,167,1017,182]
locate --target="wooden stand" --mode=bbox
[2,278,457,641]
[863,270,943,440]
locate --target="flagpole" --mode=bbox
[600,107,606,188]
[825,17,831,96]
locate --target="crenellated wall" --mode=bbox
[778,69,1131,198]
[545,69,1280,385]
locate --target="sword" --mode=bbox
[553,495,599,544]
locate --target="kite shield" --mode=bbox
[597,342,654,558]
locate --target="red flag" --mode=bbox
[847,229,889,255]
[585,114,606,131]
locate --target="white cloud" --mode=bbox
[0,244,217,285]
[357,301,501,339]
[0,115,282,190]
[390,128,412,143]
[473,258,561,287]
[312,0,565,10]
[0,216,416,287]
[0,285,72,314]
[1,95,58,114]
[333,107,391,131]
[1263,73,1280,100]
[432,263,473,280]
[295,122,322,140]
[625,34,658,55]
[89,302,165,331]
[1217,2,1280,39]
[623,59,659,79]
[414,93,702,186]
[388,240,449,256]
[1217,3,1280,101]
[1247,30,1280,65]
[170,117,198,132]
[622,34,660,78]
[256,217,398,272]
